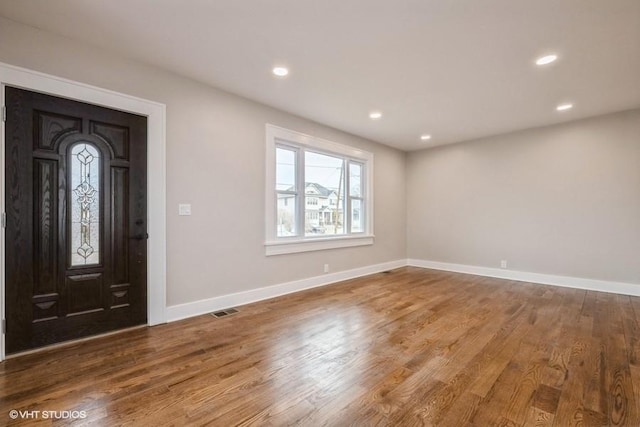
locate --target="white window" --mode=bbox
[266,124,374,255]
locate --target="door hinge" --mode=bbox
[1,105,5,122]
[1,319,5,334]
[1,212,5,229]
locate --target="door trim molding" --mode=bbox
[0,62,167,361]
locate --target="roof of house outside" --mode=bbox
[282,182,338,197]
[305,182,336,197]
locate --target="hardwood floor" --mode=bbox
[2,267,640,426]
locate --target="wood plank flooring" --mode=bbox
[2,267,640,426]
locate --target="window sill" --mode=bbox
[265,235,374,256]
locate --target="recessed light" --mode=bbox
[556,103,573,111]
[369,111,382,120]
[536,54,558,66]
[272,67,289,77]
[420,134,432,141]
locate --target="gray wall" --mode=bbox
[2,14,638,307]
[407,109,640,284]
[0,17,407,307]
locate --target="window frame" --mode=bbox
[265,124,374,256]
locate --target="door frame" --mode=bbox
[0,62,167,361]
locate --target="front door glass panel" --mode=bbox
[70,142,101,266]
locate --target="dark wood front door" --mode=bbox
[5,87,148,354]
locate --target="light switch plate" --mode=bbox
[178,204,192,216]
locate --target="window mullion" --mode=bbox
[365,163,369,234]
[360,162,366,233]
[345,159,351,235]
[297,148,305,237]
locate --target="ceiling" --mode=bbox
[1,0,639,151]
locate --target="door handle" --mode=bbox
[130,233,149,240]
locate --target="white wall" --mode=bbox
[0,17,407,307]
[407,109,640,285]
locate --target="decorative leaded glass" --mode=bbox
[70,143,100,266]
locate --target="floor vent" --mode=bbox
[211,308,239,318]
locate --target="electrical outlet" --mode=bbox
[324,264,330,273]
[500,260,508,269]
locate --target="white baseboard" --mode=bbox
[166,259,406,322]
[167,258,640,323]
[407,258,640,296]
